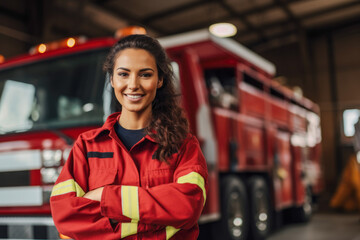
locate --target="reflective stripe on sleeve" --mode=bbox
[121,222,138,238]
[51,179,85,197]
[121,185,140,221]
[165,226,180,240]
[177,172,206,205]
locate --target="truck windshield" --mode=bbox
[0,49,109,134]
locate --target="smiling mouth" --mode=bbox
[124,94,144,100]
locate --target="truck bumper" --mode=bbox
[0,216,59,239]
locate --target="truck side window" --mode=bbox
[243,72,264,91]
[204,68,238,111]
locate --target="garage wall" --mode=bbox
[331,24,360,181]
[259,22,360,196]
[0,13,29,58]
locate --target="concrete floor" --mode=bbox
[199,212,360,240]
[268,213,360,240]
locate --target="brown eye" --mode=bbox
[118,72,128,77]
[141,72,152,78]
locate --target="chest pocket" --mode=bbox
[87,151,118,190]
[88,168,117,191]
[146,168,174,188]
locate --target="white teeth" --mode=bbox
[126,94,142,99]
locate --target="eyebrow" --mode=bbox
[116,67,130,71]
[116,67,154,72]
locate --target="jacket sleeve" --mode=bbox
[100,136,208,234]
[50,136,161,240]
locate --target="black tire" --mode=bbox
[294,186,313,222]
[212,176,249,240]
[247,177,272,240]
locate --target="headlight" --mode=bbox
[41,167,60,184]
[42,150,62,167]
[42,186,53,203]
[62,148,72,162]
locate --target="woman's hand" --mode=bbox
[83,187,118,228]
[83,187,104,201]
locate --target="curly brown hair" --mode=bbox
[103,34,189,162]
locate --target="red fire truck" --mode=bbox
[0,27,322,239]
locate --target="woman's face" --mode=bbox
[111,48,163,117]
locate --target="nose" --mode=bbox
[128,74,139,90]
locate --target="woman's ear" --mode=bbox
[158,78,163,88]
[106,73,114,88]
[110,76,114,88]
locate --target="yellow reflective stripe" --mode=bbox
[51,179,85,197]
[120,222,138,238]
[121,186,140,221]
[177,172,206,205]
[165,226,180,240]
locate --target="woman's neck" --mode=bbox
[119,108,152,130]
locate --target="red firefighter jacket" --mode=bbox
[50,112,208,240]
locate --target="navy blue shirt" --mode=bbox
[114,121,145,150]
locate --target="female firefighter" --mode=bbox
[50,34,208,240]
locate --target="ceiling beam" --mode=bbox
[217,0,267,43]
[141,0,303,36]
[26,0,44,39]
[250,31,298,52]
[0,6,34,43]
[239,0,360,40]
[274,0,311,96]
[45,1,117,40]
[236,0,302,18]
[299,0,360,22]
[274,0,303,30]
[92,2,167,35]
[142,0,208,23]
[249,13,360,50]
[0,24,35,43]
[0,7,26,22]
[143,0,302,24]
[247,3,360,52]
[171,0,359,41]
[95,0,113,4]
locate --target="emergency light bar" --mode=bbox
[29,36,87,55]
[28,26,146,55]
[114,26,147,39]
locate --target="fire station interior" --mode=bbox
[0,0,360,240]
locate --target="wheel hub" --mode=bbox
[228,192,244,239]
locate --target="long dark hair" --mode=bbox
[103,34,189,162]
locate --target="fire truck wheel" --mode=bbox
[212,175,249,240]
[290,186,313,223]
[247,176,272,240]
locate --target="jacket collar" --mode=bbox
[83,112,156,143]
